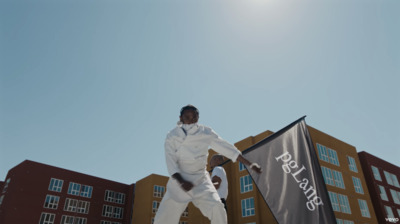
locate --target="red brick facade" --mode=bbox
[358,151,400,224]
[0,160,134,224]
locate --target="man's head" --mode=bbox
[180,104,199,124]
[210,154,224,169]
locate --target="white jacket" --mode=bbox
[165,123,241,183]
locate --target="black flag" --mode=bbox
[244,117,336,224]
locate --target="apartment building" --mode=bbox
[308,126,378,224]
[0,160,135,224]
[206,126,378,224]
[358,151,400,223]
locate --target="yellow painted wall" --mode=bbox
[308,126,378,224]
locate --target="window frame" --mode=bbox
[317,143,329,162]
[239,162,246,171]
[153,185,165,198]
[385,205,395,218]
[352,177,364,194]
[378,185,389,201]
[371,166,382,181]
[240,175,254,193]
[80,185,93,198]
[48,178,63,192]
[64,198,78,212]
[327,148,340,166]
[241,197,255,217]
[68,182,81,196]
[328,191,340,212]
[390,189,400,205]
[358,199,371,218]
[152,201,160,213]
[43,195,60,209]
[39,212,55,224]
[337,194,351,214]
[332,170,345,189]
[347,156,358,173]
[321,166,335,186]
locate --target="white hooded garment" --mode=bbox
[164,123,241,202]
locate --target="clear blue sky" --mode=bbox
[1,0,399,184]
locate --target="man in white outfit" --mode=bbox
[154,105,262,224]
[210,154,228,210]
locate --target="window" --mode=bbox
[398,191,400,203]
[80,185,93,198]
[60,215,87,224]
[77,200,90,214]
[343,221,354,224]
[332,170,345,189]
[336,219,343,224]
[390,189,400,204]
[113,207,123,219]
[74,217,87,224]
[105,190,126,204]
[153,185,165,198]
[152,201,160,213]
[317,143,329,162]
[392,173,400,188]
[60,215,74,224]
[48,178,63,192]
[43,195,60,209]
[64,198,89,214]
[39,212,55,224]
[68,182,81,196]
[378,185,388,201]
[2,178,10,193]
[385,171,394,185]
[338,194,351,214]
[241,198,255,217]
[102,205,114,218]
[358,199,371,218]
[385,206,395,218]
[317,144,340,166]
[0,195,4,206]
[321,167,344,189]
[105,190,115,202]
[328,191,340,212]
[240,175,253,193]
[67,182,92,198]
[371,166,382,181]
[239,162,246,171]
[182,207,189,217]
[397,209,400,217]
[328,148,340,166]
[102,205,123,219]
[347,156,358,172]
[321,166,335,186]
[64,198,78,212]
[352,177,364,194]
[100,221,122,224]
[384,171,400,188]
[115,192,125,204]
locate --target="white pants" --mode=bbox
[154,176,227,224]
